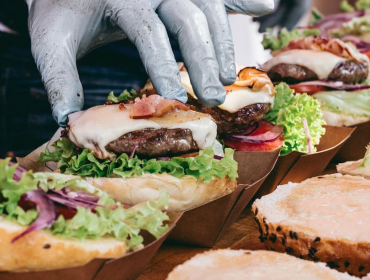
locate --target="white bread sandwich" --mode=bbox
[0,158,169,272]
[252,174,370,277]
[166,249,361,280]
[337,143,370,179]
[38,93,238,212]
[262,36,370,127]
[142,64,276,134]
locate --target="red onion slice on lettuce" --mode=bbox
[292,80,370,91]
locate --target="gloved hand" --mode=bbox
[26,0,274,126]
[254,0,311,32]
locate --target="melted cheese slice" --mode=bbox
[68,105,217,159]
[262,50,346,80]
[179,71,274,114]
[257,174,370,242]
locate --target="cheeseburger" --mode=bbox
[39,94,238,212]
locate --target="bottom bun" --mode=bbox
[167,249,358,280]
[85,174,237,212]
[322,110,370,127]
[337,160,370,180]
[0,217,127,272]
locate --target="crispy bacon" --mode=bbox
[130,94,189,119]
[232,67,276,96]
[275,36,366,62]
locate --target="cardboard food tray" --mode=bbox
[254,125,355,198]
[167,150,280,247]
[0,211,182,280]
[333,121,370,163]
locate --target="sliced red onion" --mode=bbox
[302,117,313,155]
[292,80,370,91]
[157,157,171,161]
[7,161,28,182]
[54,188,100,203]
[240,122,259,136]
[48,191,118,210]
[225,125,283,143]
[130,142,139,159]
[313,11,367,33]
[12,190,58,243]
[214,155,223,160]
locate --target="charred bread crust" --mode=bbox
[252,203,370,277]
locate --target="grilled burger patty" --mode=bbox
[268,60,369,84]
[187,96,271,134]
[106,128,199,157]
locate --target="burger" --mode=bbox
[143,64,326,156]
[0,158,169,271]
[262,35,370,127]
[38,94,238,212]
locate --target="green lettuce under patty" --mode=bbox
[262,28,321,52]
[38,138,238,184]
[0,158,169,248]
[265,83,326,156]
[313,90,370,118]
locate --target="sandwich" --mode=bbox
[166,249,359,280]
[38,94,238,212]
[337,143,370,179]
[262,35,370,127]
[252,174,370,277]
[0,158,169,272]
[143,65,326,155]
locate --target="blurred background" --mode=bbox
[0,0,348,158]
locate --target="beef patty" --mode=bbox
[268,60,369,84]
[187,96,271,134]
[106,128,199,157]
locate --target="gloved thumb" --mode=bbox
[30,27,83,127]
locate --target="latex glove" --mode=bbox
[27,0,274,126]
[254,0,311,32]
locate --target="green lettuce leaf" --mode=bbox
[358,144,370,168]
[262,28,321,52]
[0,159,170,249]
[309,8,324,25]
[106,89,139,103]
[266,83,326,155]
[340,0,356,12]
[38,140,238,183]
[330,16,370,37]
[313,90,370,118]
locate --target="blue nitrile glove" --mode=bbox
[254,0,312,32]
[26,0,274,127]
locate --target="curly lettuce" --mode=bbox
[262,28,321,52]
[330,16,370,37]
[340,0,370,11]
[39,138,238,183]
[0,158,169,248]
[313,90,370,118]
[265,83,326,155]
[358,144,370,168]
[107,89,139,103]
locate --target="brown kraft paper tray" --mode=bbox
[0,211,182,280]
[21,129,280,248]
[333,121,370,163]
[166,149,280,247]
[254,125,355,198]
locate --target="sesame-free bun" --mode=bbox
[252,174,370,277]
[167,249,359,280]
[322,110,370,127]
[85,173,237,212]
[337,160,370,180]
[0,216,127,272]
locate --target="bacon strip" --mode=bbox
[274,36,366,62]
[130,94,189,119]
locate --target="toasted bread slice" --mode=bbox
[167,249,359,280]
[252,174,370,277]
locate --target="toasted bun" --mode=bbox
[85,173,237,212]
[322,110,370,127]
[0,217,127,272]
[167,249,359,280]
[337,160,370,180]
[252,174,370,277]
